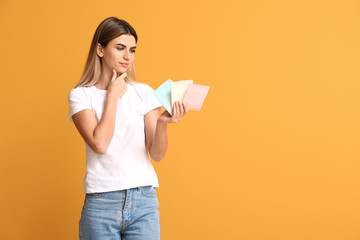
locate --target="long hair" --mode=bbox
[75,17,138,88]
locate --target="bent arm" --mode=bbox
[72,93,118,154]
[144,101,187,162]
[144,109,168,162]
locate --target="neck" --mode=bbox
[96,67,117,90]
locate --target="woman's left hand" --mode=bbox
[158,100,188,124]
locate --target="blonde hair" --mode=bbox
[75,17,138,88]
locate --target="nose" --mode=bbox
[123,50,130,60]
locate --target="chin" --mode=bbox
[117,68,127,74]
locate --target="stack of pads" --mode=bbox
[153,78,210,115]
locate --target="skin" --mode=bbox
[72,34,187,161]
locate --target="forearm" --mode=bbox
[93,94,118,153]
[150,120,168,162]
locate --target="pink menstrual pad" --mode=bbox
[182,84,210,111]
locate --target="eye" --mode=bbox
[117,48,135,53]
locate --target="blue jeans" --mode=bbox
[79,186,160,240]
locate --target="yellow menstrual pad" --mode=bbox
[171,80,193,107]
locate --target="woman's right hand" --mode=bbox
[108,69,127,99]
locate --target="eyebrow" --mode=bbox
[116,43,136,49]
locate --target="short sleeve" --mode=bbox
[142,84,163,115]
[67,87,92,123]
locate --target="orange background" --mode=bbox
[1,0,360,239]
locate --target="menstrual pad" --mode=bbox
[171,80,193,107]
[153,78,173,115]
[182,84,210,111]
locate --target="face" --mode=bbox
[97,34,136,74]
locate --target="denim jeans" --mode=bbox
[79,186,160,240]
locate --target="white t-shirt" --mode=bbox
[67,83,163,194]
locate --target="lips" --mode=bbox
[120,63,129,67]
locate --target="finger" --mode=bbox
[183,102,188,113]
[172,101,177,118]
[179,100,184,114]
[180,102,187,117]
[111,69,117,81]
[175,101,180,119]
[179,102,186,119]
[119,72,127,80]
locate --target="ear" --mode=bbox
[97,43,104,58]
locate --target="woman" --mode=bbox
[67,17,187,240]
